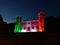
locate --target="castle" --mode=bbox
[14,12,44,32]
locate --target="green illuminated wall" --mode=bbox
[14,16,22,33]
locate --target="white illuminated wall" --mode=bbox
[21,20,38,32]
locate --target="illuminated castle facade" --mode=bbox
[14,12,44,32]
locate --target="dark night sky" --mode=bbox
[0,0,60,23]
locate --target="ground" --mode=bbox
[0,33,60,45]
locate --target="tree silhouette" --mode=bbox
[45,16,60,33]
[0,14,3,22]
[0,14,8,33]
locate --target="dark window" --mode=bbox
[27,27,30,31]
[41,26,44,28]
[40,13,44,16]
[32,22,35,24]
[32,27,34,29]
[16,16,19,19]
[36,26,39,29]
[24,28,26,30]
[35,22,38,24]
[28,23,30,24]
[40,17,42,22]
[40,14,44,15]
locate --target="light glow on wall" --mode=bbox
[14,16,22,33]
[38,12,44,32]
[31,29,37,32]
[21,29,27,32]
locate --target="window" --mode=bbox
[28,23,30,24]
[41,26,44,28]
[32,26,34,29]
[40,14,44,15]
[40,17,42,22]
[27,27,30,31]
[32,22,35,24]
[35,22,38,24]
[36,26,39,29]
[24,28,26,30]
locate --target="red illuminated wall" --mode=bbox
[38,12,44,32]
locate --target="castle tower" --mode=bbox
[14,16,22,33]
[38,12,44,32]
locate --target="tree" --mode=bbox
[0,14,3,22]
